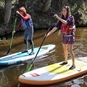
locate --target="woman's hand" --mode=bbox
[12,30,16,34]
[44,33,49,38]
[54,14,59,19]
[46,33,50,37]
[73,36,75,41]
[16,11,20,14]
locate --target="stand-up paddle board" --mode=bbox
[18,57,87,85]
[0,44,55,65]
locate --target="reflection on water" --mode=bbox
[0,28,87,87]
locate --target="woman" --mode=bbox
[47,6,76,70]
[14,6,34,55]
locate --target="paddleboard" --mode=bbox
[18,57,87,85]
[0,44,55,65]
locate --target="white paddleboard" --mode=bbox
[0,44,55,65]
[18,57,87,85]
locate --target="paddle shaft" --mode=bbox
[6,17,17,55]
[26,27,51,72]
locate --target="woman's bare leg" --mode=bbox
[68,44,75,66]
[62,43,68,62]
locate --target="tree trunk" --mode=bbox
[4,0,12,24]
[42,0,52,12]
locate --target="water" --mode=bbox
[0,28,87,87]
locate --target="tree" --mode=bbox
[4,0,12,24]
[42,0,52,12]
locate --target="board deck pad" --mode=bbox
[46,59,86,74]
[18,58,87,85]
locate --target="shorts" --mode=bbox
[62,34,74,44]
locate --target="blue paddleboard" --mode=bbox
[0,44,55,65]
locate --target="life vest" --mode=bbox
[21,18,33,29]
[61,23,73,34]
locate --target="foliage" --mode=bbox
[0,0,87,35]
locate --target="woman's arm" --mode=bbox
[15,21,21,31]
[20,14,31,20]
[47,27,58,36]
[54,14,67,24]
[16,11,31,20]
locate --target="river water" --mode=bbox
[0,28,87,87]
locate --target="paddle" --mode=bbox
[26,27,51,72]
[6,16,17,55]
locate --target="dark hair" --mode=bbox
[62,6,71,19]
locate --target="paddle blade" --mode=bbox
[6,48,11,55]
[26,64,33,72]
